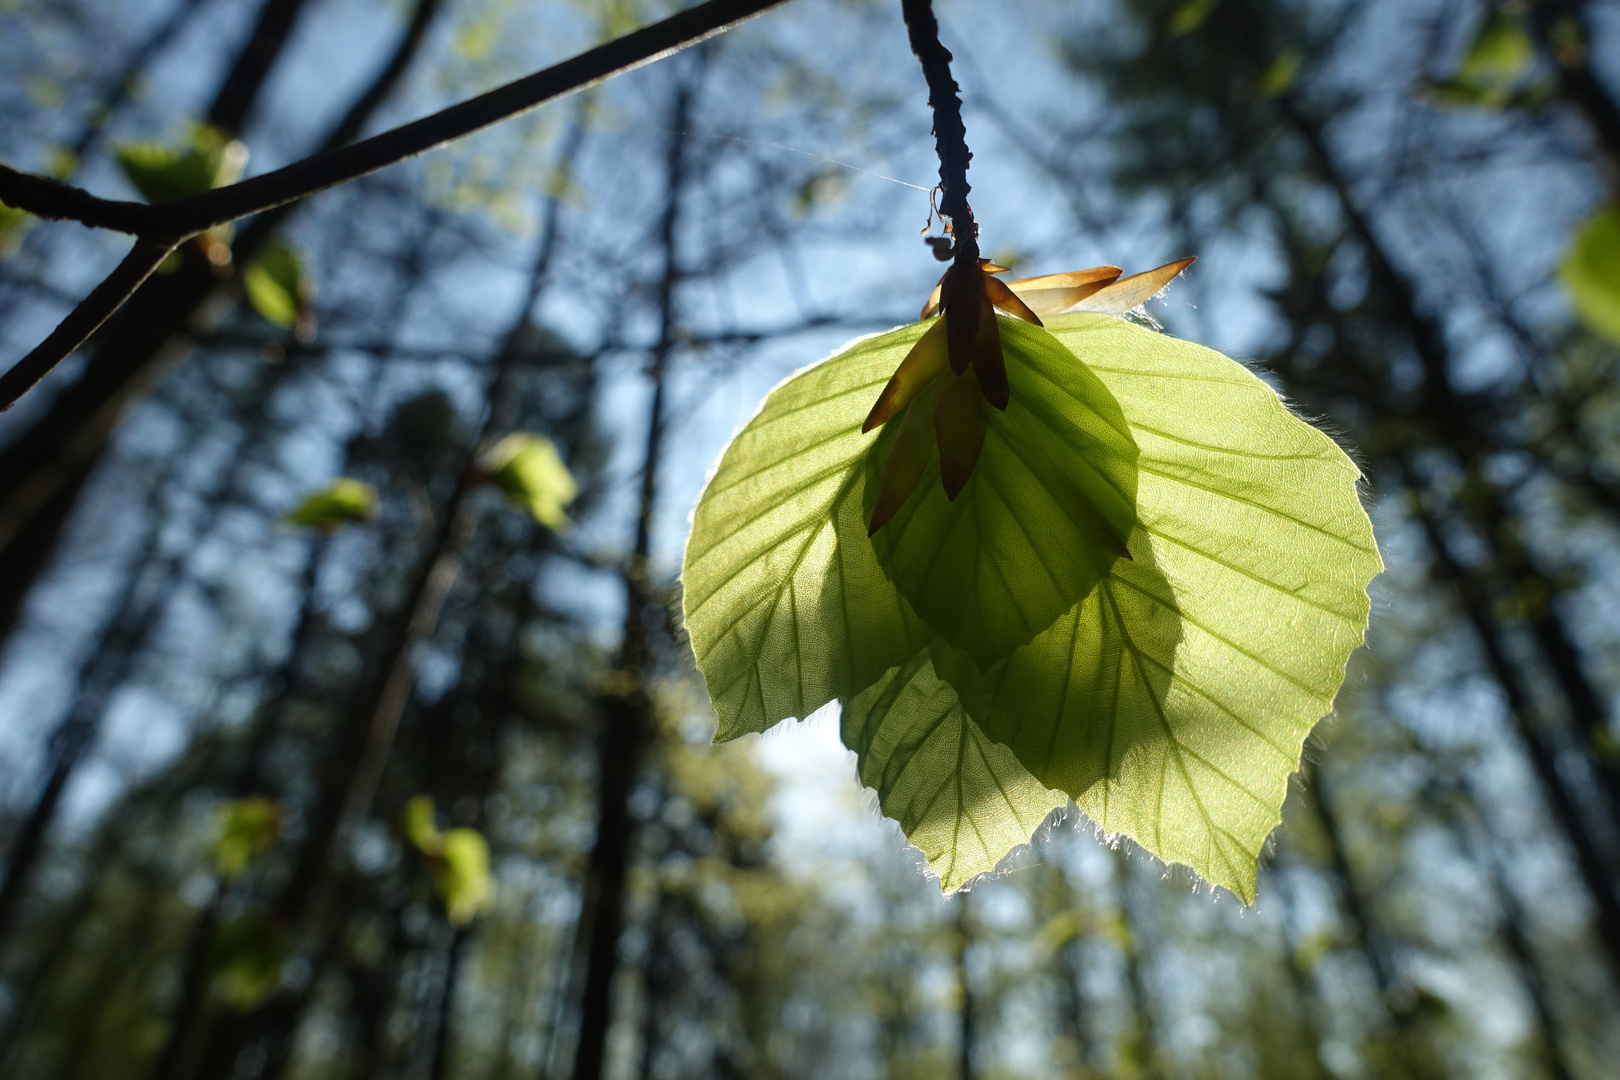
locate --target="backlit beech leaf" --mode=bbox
[933,314,1381,901]
[682,324,934,741]
[864,317,1139,667]
[842,651,1067,893]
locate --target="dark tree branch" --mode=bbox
[0,238,176,408]
[901,0,978,266]
[0,0,792,411]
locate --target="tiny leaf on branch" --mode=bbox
[482,433,578,530]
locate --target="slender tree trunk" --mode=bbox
[1408,494,1620,977]
[955,892,977,1080]
[1309,766,1446,1080]
[567,69,694,1080]
[1112,850,1162,1080]
[1523,0,1620,189]
[1269,855,1335,1080]
[425,927,470,1080]
[181,111,580,1075]
[1452,785,1577,1080]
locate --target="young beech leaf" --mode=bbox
[1561,204,1620,346]
[682,323,936,741]
[214,797,281,881]
[930,314,1381,902]
[244,241,315,336]
[436,828,494,926]
[115,122,247,203]
[285,477,378,533]
[843,652,1066,893]
[483,433,578,529]
[864,317,1139,668]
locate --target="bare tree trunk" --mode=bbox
[1308,767,1447,1080]
[1408,493,1620,977]
[1453,785,1577,1080]
[1523,0,1620,189]
[1112,850,1162,1080]
[955,892,977,1080]
[567,68,695,1080]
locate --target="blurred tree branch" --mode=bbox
[0,0,793,410]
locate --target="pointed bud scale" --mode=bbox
[983,275,1043,326]
[867,391,937,535]
[921,281,944,321]
[942,263,982,376]
[934,365,988,500]
[864,318,950,432]
[1005,265,1123,316]
[923,258,1006,319]
[973,294,1010,411]
[1070,257,1196,315]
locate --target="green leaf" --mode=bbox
[1561,204,1620,345]
[403,794,442,851]
[284,478,378,533]
[1421,9,1547,110]
[1257,47,1302,98]
[1168,0,1220,36]
[0,201,31,254]
[1458,9,1533,88]
[682,324,935,741]
[483,433,577,529]
[864,318,1138,668]
[403,796,493,924]
[931,314,1381,902]
[244,241,313,332]
[209,913,287,1011]
[843,652,1067,892]
[436,828,494,925]
[214,797,280,881]
[114,122,246,203]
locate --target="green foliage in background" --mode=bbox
[0,200,31,256]
[685,310,1379,900]
[209,913,288,1011]
[403,795,494,926]
[1423,8,1550,109]
[113,122,247,203]
[483,432,578,529]
[243,241,315,335]
[1562,204,1620,346]
[284,477,378,532]
[214,796,281,881]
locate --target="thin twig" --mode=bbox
[0,239,175,408]
[900,0,977,266]
[0,0,793,412]
[0,0,789,239]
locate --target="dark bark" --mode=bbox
[900,0,977,264]
[1308,768,1448,1080]
[1112,850,1163,1080]
[1524,0,1620,190]
[1454,787,1577,1080]
[208,0,319,135]
[425,927,470,1080]
[568,72,693,1080]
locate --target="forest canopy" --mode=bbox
[0,1,1618,1078]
